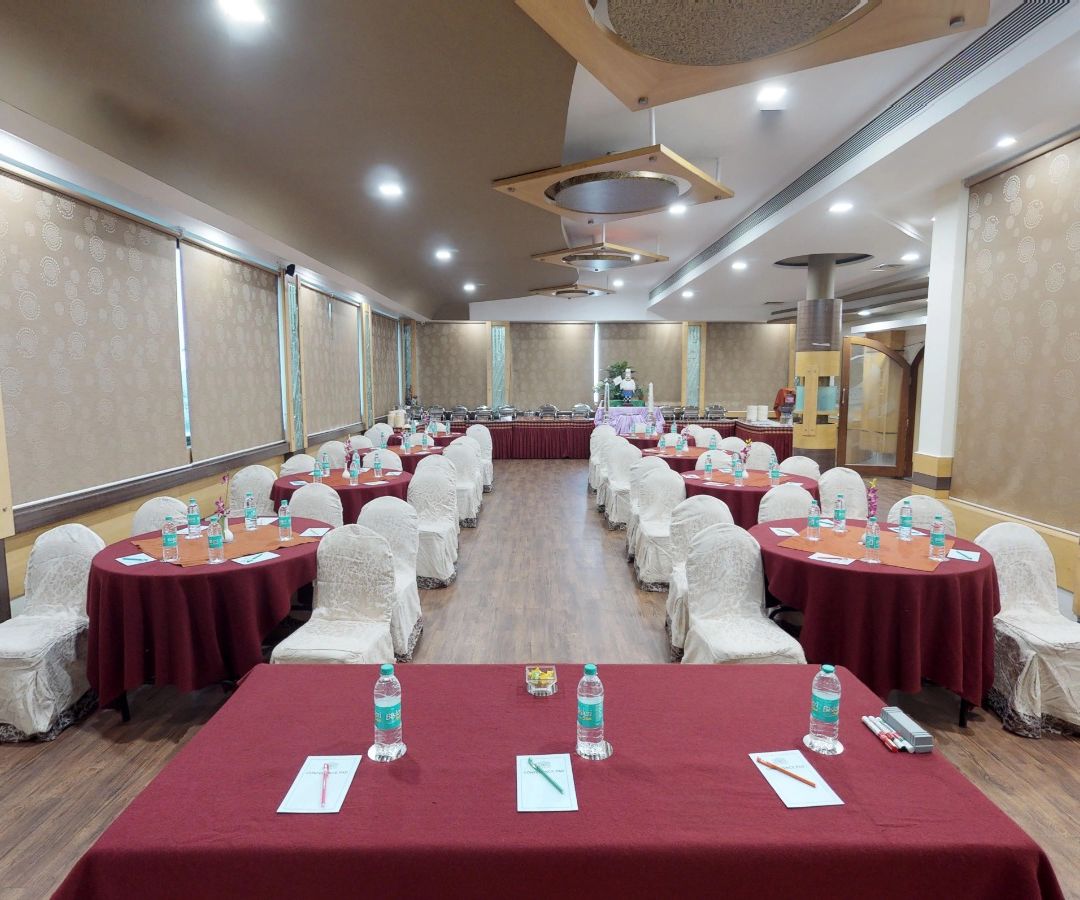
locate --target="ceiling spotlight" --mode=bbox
[669,202,688,215]
[756,84,787,110]
[681,289,694,299]
[378,182,404,199]
[612,278,625,288]
[900,252,920,262]
[434,248,453,262]
[996,135,1017,149]
[218,0,266,23]
[631,254,641,262]
[858,309,873,317]
[463,282,476,293]
[731,260,748,271]
[829,201,853,214]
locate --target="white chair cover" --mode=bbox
[976,523,1080,737]
[365,422,394,445]
[280,453,317,477]
[0,524,104,740]
[886,496,957,535]
[604,440,643,528]
[131,496,187,537]
[270,525,394,665]
[589,430,619,493]
[443,441,484,527]
[358,497,423,661]
[631,421,648,435]
[720,437,746,454]
[757,483,815,524]
[657,433,681,448]
[288,482,344,528]
[229,465,278,516]
[697,427,723,448]
[349,435,374,451]
[633,468,687,590]
[362,450,403,471]
[596,436,632,512]
[694,449,732,471]
[318,440,347,469]
[408,468,459,587]
[625,456,670,559]
[405,432,433,449]
[818,467,868,519]
[682,524,806,666]
[778,455,821,480]
[466,424,495,491]
[745,441,775,471]
[666,496,735,658]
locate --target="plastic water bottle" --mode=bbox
[373,451,383,478]
[898,499,913,542]
[769,454,781,486]
[380,435,388,451]
[576,663,609,760]
[833,493,847,534]
[185,497,201,540]
[670,420,677,434]
[243,491,258,531]
[804,664,843,756]
[704,457,713,478]
[278,500,292,541]
[646,422,654,437]
[929,515,947,561]
[161,516,179,562]
[320,451,331,476]
[207,515,225,565]
[709,433,717,450]
[807,500,821,541]
[371,663,406,762]
[348,454,360,485]
[312,466,323,484]
[733,454,745,487]
[862,515,881,564]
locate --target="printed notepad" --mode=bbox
[750,751,843,809]
[516,754,578,813]
[278,755,362,814]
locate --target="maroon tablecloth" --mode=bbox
[736,422,793,459]
[55,664,1063,900]
[86,518,325,709]
[269,471,411,524]
[683,472,819,528]
[387,431,463,448]
[510,420,593,459]
[626,434,661,450]
[751,519,999,706]
[487,421,514,459]
[640,445,708,473]
[385,446,443,473]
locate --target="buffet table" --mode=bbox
[55,664,1063,900]
[736,421,793,459]
[485,420,593,460]
[594,406,665,435]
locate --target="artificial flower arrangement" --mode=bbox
[867,478,878,520]
[215,472,234,542]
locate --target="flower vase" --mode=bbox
[222,519,235,543]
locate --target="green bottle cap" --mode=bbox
[584,663,597,676]
[380,663,394,676]
[821,664,835,674]
[868,516,876,522]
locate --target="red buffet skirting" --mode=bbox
[736,422,793,459]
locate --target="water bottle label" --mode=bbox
[810,692,839,724]
[375,700,401,731]
[279,515,291,529]
[187,513,200,529]
[577,697,603,729]
[162,532,178,549]
[834,509,846,522]
[931,532,946,548]
[900,514,912,528]
[208,533,223,551]
[808,514,820,528]
[865,533,880,550]
[245,508,256,523]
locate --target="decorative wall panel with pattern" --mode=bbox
[415,322,488,408]
[0,174,188,504]
[705,323,792,410]
[508,322,593,410]
[953,136,1080,533]
[598,323,682,404]
[299,286,360,434]
[370,312,400,419]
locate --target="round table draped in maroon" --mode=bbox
[749,518,999,706]
[86,517,326,709]
[682,472,819,528]
[269,470,411,523]
[625,434,661,450]
[387,432,463,448]
[639,445,711,473]
[386,446,444,473]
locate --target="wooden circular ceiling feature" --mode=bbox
[544,170,682,215]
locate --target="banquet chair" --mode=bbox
[975,523,1080,738]
[444,441,484,527]
[270,525,394,665]
[280,453,317,477]
[0,524,104,741]
[886,496,957,535]
[408,468,459,588]
[666,496,735,661]
[745,441,775,471]
[590,430,620,499]
[604,440,644,529]
[720,437,746,454]
[405,432,434,449]
[694,450,732,471]
[348,434,374,451]
[757,484,815,524]
[633,467,687,591]
[357,497,423,662]
[466,424,495,492]
[365,422,394,446]
[697,427,723,448]
[684,424,706,443]
[625,457,670,560]
[131,496,187,536]
[362,450,403,471]
[818,467,869,519]
[288,482,344,528]
[228,465,277,516]
[657,433,681,449]
[682,524,807,666]
[597,436,634,513]
[778,455,821,480]
[318,440,347,469]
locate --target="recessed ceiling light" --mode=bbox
[612,278,625,288]
[858,309,873,317]
[681,289,694,299]
[756,84,787,109]
[829,201,853,214]
[463,282,476,293]
[434,248,453,262]
[378,182,404,199]
[669,202,687,215]
[900,252,920,262]
[218,0,266,23]
[996,135,1017,148]
[731,260,748,271]
[631,254,641,262]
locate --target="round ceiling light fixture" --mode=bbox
[544,170,685,215]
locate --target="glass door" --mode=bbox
[838,337,912,477]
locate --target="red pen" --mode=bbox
[862,715,898,752]
[320,762,330,808]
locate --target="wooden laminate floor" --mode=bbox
[1,460,1077,898]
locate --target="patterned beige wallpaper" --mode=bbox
[509,322,594,410]
[598,322,682,403]
[299,286,361,434]
[705,323,792,409]
[415,322,488,408]
[180,243,283,461]
[370,312,400,418]
[0,174,189,504]
[952,136,1080,533]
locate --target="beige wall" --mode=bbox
[509,323,594,410]
[369,312,400,419]
[952,136,1080,534]
[415,322,489,408]
[598,323,682,404]
[705,323,793,409]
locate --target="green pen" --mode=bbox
[527,757,564,794]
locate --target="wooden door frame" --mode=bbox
[838,336,912,477]
[904,347,924,479]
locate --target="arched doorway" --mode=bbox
[838,336,913,477]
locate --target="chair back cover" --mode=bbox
[415,454,456,478]
[628,457,669,501]
[778,455,821,480]
[405,432,431,448]
[443,442,480,479]
[695,449,732,470]
[466,424,493,460]
[658,433,681,448]
[280,453,317,477]
[686,523,766,619]
[288,482,344,528]
[349,435,374,451]
[362,450,403,471]
[670,496,735,569]
[448,435,483,456]
[745,441,775,470]
[818,467,869,519]
[408,468,458,527]
[228,465,278,516]
[131,496,187,537]
[758,483,815,523]
[719,437,746,453]
[358,497,419,579]
[637,467,688,525]
[317,440,347,469]
[886,495,957,534]
[312,525,394,624]
[365,422,394,444]
[24,523,105,618]
[684,424,706,441]
[975,523,1060,620]
[606,440,643,486]
[590,427,617,455]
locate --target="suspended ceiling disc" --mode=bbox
[774,252,872,268]
[597,0,871,67]
[563,251,636,271]
[544,170,682,215]
[529,282,614,298]
[531,241,669,271]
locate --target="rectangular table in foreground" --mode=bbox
[55,665,1063,900]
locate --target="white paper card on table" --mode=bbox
[116,552,156,567]
[384,472,402,477]
[176,525,208,535]
[299,527,331,537]
[808,552,855,566]
[750,751,843,809]
[889,527,927,537]
[684,473,700,480]
[256,516,278,526]
[947,548,981,562]
[289,480,308,487]
[770,527,799,537]
[516,753,578,813]
[278,755,362,814]
[367,480,387,486]
[233,551,280,565]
